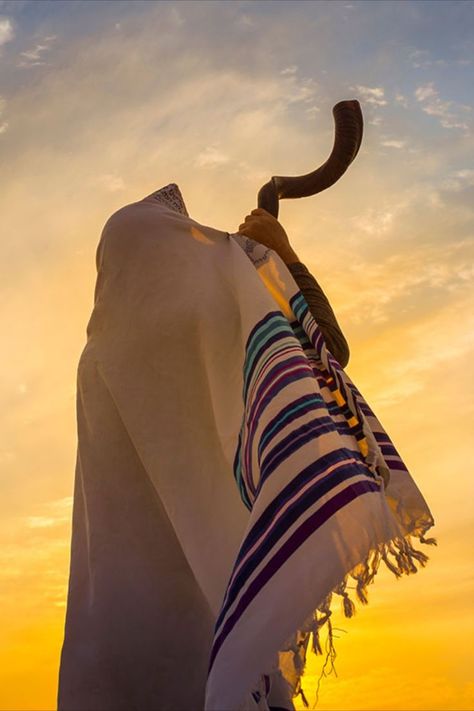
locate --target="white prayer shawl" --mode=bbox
[58,183,436,711]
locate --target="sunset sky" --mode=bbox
[0,0,473,709]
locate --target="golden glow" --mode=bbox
[258,255,295,320]
[1,2,473,709]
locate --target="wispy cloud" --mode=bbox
[368,115,383,126]
[195,146,231,168]
[441,168,474,192]
[89,173,126,193]
[414,83,437,102]
[338,237,474,328]
[278,67,319,108]
[0,15,14,46]
[0,93,7,135]
[414,81,471,132]
[373,302,474,408]
[351,85,388,107]
[380,138,407,149]
[24,496,72,530]
[394,93,408,108]
[17,33,57,68]
[409,47,473,69]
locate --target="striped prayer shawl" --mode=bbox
[63,190,435,711]
[204,232,436,710]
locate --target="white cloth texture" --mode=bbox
[57,183,436,711]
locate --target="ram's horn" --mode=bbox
[257,99,363,218]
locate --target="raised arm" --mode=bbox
[237,208,350,368]
[285,260,350,368]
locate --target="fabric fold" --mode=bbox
[204,232,436,710]
[58,189,435,711]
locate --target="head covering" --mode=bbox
[59,183,436,711]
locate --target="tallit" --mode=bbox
[58,183,436,711]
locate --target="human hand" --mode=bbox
[237,208,300,265]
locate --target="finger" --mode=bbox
[244,213,266,223]
[248,210,271,223]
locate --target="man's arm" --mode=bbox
[285,260,350,368]
[236,208,350,368]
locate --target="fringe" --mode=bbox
[286,528,437,708]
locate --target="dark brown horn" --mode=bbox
[257,99,363,219]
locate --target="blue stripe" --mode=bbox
[259,414,368,486]
[209,480,380,673]
[258,394,326,455]
[243,313,293,396]
[260,415,338,483]
[247,368,315,433]
[214,453,379,635]
[231,447,369,570]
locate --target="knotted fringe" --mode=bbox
[283,529,437,708]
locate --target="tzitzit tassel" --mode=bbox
[298,531,436,708]
[294,677,310,708]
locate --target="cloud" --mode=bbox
[368,115,382,126]
[394,93,408,108]
[26,516,60,529]
[16,33,57,68]
[350,85,387,107]
[380,138,406,149]
[414,82,471,132]
[408,47,473,70]
[0,15,13,46]
[335,236,474,333]
[375,307,474,407]
[0,93,7,135]
[441,168,474,192]
[281,73,319,106]
[414,82,437,102]
[169,4,185,26]
[238,13,255,28]
[24,496,73,529]
[89,173,126,193]
[280,65,298,76]
[195,145,231,168]
[352,207,394,236]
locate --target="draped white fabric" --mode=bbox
[58,184,435,711]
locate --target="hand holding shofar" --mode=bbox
[256,98,363,219]
[237,99,363,370]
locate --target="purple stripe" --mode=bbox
[247,344,303,404]
[208,479,380,674]
[258,394,325,455]
[383,458,407,471]
[260,416,338,482]
[247,356,312,426]
[244,367,314,484]
[244,327,295,400]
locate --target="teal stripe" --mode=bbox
[291,323,312,347]
[243,316,293,387]
[233,454,252,511]
[292,292,309,321]
[245,337,298,398]
[259,395,325,453]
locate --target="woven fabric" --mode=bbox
[58,184,436,711]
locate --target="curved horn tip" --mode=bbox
[333,98,361,111]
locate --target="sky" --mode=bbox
[0,0,473,709]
